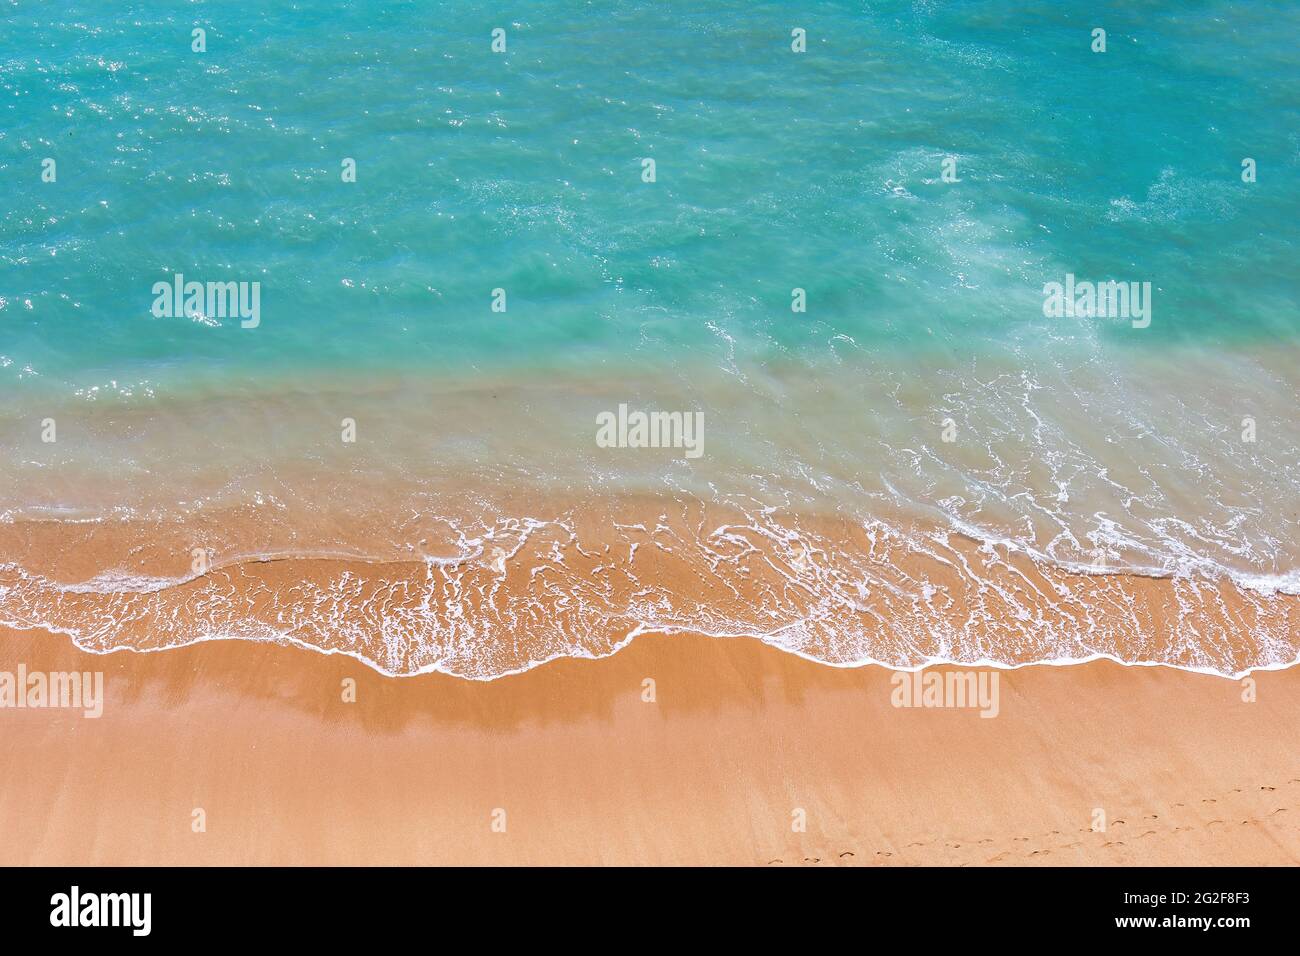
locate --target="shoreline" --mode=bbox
[2,624,1297,866]
[4,506,1296,678]
[11,622,1300,684]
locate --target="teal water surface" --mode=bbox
[2,2,1300,677]
[2,0,1298,397]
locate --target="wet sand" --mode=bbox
[3,502,1297,679]
[1,624,1296,866]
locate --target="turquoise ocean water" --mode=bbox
[1,2,1298,676]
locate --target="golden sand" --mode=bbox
[1,624,1296,866]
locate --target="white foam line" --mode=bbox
[5,617,1296,684]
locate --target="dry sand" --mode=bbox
[1,624,1296,866]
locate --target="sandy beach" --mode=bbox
[1,624,1296,866]
[4,0,1298,887]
